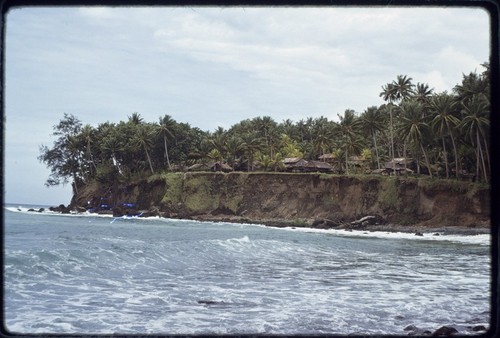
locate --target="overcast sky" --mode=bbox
[3,6,490,206]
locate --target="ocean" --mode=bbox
[3,204,491,335]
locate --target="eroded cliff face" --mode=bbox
[72,172,490,228]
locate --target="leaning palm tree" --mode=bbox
[132,124,156,174]
[158,115,175,170]
[429,93,460,178]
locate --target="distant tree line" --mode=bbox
[39,63,490,193]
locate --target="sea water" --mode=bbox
[3,205,491,335]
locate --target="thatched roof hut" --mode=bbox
[283,158,308,171]
[304,160,333,173]
[187,161,233,172]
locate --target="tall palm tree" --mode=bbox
[379,84,398,166]
[132,124,156,174]
[397,100,433,177]
[101,135,124,175]
[459,93,490,182]
[454,72,488,104]
[337,109,361,174]
[80,124,97,175]
[413,82,434,106]
[225,135,244,170]
[128,112,143,125]
[392,75,415,102]
[429,93,460,178]
[241,133,263,172]
[158,115,175,170]
[210,127,227,167]
[359,106,385,169]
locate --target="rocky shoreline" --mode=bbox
[45,203,490,236]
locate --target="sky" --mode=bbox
[3,5,490,206]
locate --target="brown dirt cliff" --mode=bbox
[71,172,490,229]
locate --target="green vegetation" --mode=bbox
[39,63,490,196]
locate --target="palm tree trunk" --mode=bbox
[389,107,395,162]
[345,135,349,175]
[477,132,488,183]
[482,136,490,179]
[441,137,449,179]
[164,136,172,171]
[420,144,433,178]
[372,129,380,169]
[449,132,459,179]
[145,148,154,174]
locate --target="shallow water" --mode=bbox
[3,205,491,334]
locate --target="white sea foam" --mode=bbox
[276,226,491,245]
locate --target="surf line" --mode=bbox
[110,212,144,224]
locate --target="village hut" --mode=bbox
[187,161,233,172]
[318,153,336,163]
[384,158,413,175]
[303,160,333,173]
[283,157,308,172]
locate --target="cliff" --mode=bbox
[70,172,490,229]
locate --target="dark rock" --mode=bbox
[37,208,45,212]
[404,325,433,336]
[432,326,459,336]
[27,208,36,212]
[48,204,70,213]
[415,231,424,236]
[433,233,440,236]
[472,325,486,332]
[197,300,225,305]
[394,315,405,320]
[404,325,418,331]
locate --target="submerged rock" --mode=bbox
[197,300,226,306]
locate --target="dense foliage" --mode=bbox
[39,63,491,193]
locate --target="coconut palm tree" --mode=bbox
[241,133,263,172]
[158,115,175,171]
[454,72,489,104]
[132,124,156,174]
[359,106,385,169]
[459,93,490,182]
[101,135,124,176]
[80,124,97,175]
[429,93,460,178]
[210,127,228,166]
[128,112,144,125]
[337,109,361,174]
[392,75,415,102]
[413,82,434,106]
[397,100,433,177]
[225,135,244,170]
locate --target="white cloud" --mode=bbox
[4,6,491,204]
[78,6,115,19]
